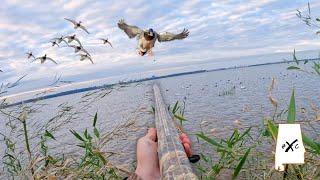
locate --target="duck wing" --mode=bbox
[107,41,113,48]
[79,25,90,34]
[51,41,59,47]
[157,28,189,42]
[73,37,83,47]
[34,57,42,62]
[26,53,35,59]
[99,38,107,43]
[87,56,94,64]
[46,57,58,64]
[52,37,67,44]
[64,18,77,26]
[51,37,60,42]
[61,39,69,45]
[64,36,73,43]
[68,45,80,53]
[80,48,90,56]
[118,19,143,39]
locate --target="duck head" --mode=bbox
[148,28,154,37]
[144,28,155,40]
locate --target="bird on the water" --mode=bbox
[118,19,189,56]
[64,18,90,34]
[99,38,113,48]
[34,54,58,64]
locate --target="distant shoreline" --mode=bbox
[1,58,319,109]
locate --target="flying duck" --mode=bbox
[118,19,189,56]
[51,41,59,47]
[26,51,35,59]
[34,54,58,64]
[64,34,82,47]
[51,36,68,44]
[79,54,94,64]
[64,18,90,34]
[99,38,113,48]
[68,45,90,56]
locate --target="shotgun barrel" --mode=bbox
[153,83,198,180]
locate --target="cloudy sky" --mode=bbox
[1,0,320,92]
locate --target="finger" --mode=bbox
[181,136,191,145]
[180,133,191,146]
[183,143,192,157]
[145,128,157,142]
[179,133,188,141]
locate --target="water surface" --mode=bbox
[0,62,319,177]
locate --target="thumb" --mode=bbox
[145,128,157,142]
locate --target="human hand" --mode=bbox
[134,128,195,179]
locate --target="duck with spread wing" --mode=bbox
[118,19,189,56]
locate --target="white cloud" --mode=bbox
[1,0,320,94]
[63,0,87,10]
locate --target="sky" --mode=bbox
[1,0,320,93]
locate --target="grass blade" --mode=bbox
[238,127,252,141]
[287,90,296,123]
[232,148,251,180]
[70,129,85,141]
[196,133,223,148]
[172,101,180,114]
[93,112,98,127]
[302,134,320,154]
[293,49,299,65]
[95,152,107,164]
[94,127,100,138]
[267,120,278,141]
[174,114,187,122]
[44,130,56,140]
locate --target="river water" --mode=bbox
[0,62,319,178]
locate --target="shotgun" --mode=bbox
[153,83,198,179]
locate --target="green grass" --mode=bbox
[1,110,124,179]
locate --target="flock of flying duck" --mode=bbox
[25,18,110,65]
[1,18,189,72]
